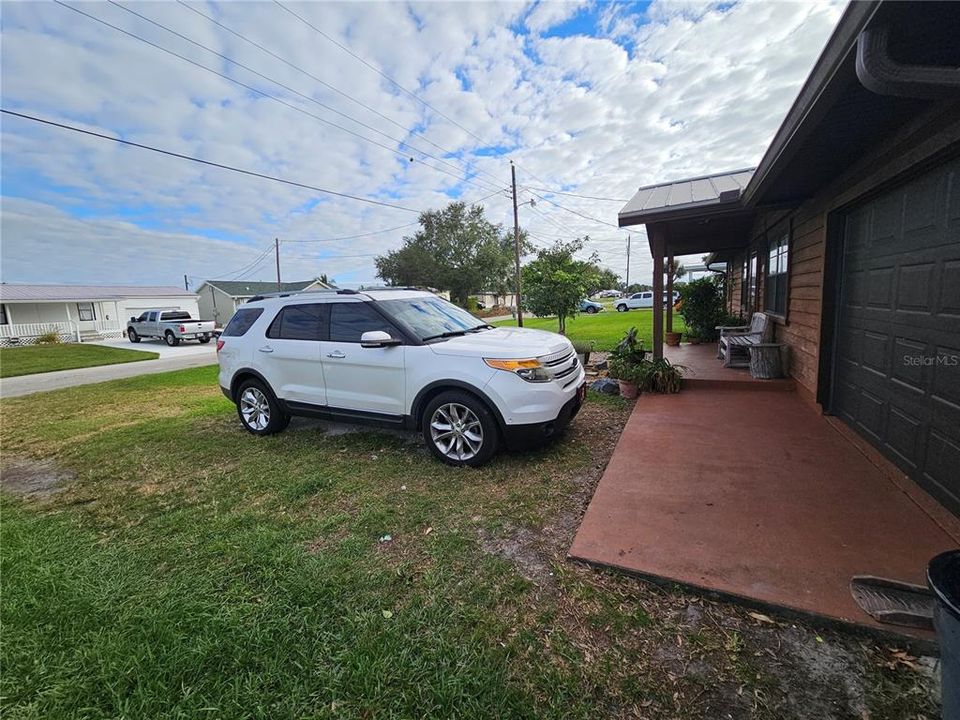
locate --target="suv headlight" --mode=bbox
[484,358,551,383]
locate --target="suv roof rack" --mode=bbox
[246,286,428,303]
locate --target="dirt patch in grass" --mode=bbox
[1,456,73,498]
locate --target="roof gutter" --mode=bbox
[856,26,960,98]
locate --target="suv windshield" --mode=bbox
[378,297,489,341]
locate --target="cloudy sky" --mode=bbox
[1,0,845,290]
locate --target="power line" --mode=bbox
[525,186,628,203]
[273,0,493,150]
[525,189,624,229]
[56,1,500,195]
[107,0,501,195]
[282,222,420,244]
[175,0,503,191]
[2,109,421,213]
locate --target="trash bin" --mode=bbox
[928,550,960,720]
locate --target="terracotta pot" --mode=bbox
[618,380,639,399]
[665,331,682,347]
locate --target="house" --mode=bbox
[0,284,200,346]
[196,279,331,327]
[618,1,960,514]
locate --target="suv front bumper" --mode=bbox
[502,382,585,450]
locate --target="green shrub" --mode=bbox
[465,297,480,312]
[35,331,63,345]
[637,357,686,394]
[678,276,727,341]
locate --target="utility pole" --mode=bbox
[275,238,281,292]
[183,274,189,291]
[625,234,631,289]
[510,161,524,327]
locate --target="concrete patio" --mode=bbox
[570,349,960,640]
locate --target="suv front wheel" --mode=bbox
[423,390,499,467]
[236,379,290,436]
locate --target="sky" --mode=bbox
[0,0,846,290]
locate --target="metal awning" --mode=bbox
[618,168,754,227]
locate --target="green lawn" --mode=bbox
[494,308,687,351]
[0,367,934,719]
[0,343,158,378]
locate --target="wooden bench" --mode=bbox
[716,313,773,368]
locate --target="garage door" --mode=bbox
[833,156,960,514]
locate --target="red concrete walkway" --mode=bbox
[570,387,960,638]
[664,343,794,390]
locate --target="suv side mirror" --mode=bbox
[360,330,400,348]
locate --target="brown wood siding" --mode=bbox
[746,103,958,405]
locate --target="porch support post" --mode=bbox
[666,254,674,334]
[649,225,665,360]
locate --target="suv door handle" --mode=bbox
[326,350,346,359]
[258,346,274,353]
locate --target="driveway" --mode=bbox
[0,340,217,398]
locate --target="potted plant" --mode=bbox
[572,340,593,368]
[638,357,687,394]
[665,330,682,346]
[607,327,648,399]
[608,356,641,398]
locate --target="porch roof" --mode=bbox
[0,284,192,303]
[617,168,754,227]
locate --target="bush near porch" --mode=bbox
[0,366,938,719]
[493,308,688,351]
[0,344,158,378]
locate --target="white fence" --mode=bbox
[0,321,124,347]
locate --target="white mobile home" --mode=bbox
[0,284,199,345]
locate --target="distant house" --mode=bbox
[196,279,331,326]
[0,284,199,345]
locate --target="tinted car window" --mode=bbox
[222,307,264,337]
[136,313,148,322]
[329,302,392,343]
[267,304,326,341]
[160,311,192,321]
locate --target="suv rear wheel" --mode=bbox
[422,390,499,467]
[236,379,290,436]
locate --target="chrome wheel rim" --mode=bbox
[240,387,271,431]
[430,403,483,461]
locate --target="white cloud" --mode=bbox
[1,0,846,287]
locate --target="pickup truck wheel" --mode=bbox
[198,337,211,344]
[422,391,499,467]
[236,380,289,436]
[616,304,628,312]
[127,328,140,343]
[164,331,180,347]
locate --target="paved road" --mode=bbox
[1,342,217,399]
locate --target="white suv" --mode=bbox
[216,288,586,466]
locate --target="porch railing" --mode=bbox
[0,321,125,346]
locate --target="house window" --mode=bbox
[0,304,7,325]
[77,302,96,321]
[765,226,790,317]
[740,256,751,314]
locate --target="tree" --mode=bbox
[580,263,621,296]
[375,202,524,306]
[522,238,598,334]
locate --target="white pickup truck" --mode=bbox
[127,309,216,346]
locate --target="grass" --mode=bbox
[0,368,938,719]
[0,343,158,378]
[493,308,688,351]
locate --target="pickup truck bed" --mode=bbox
[127,310,216,347]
